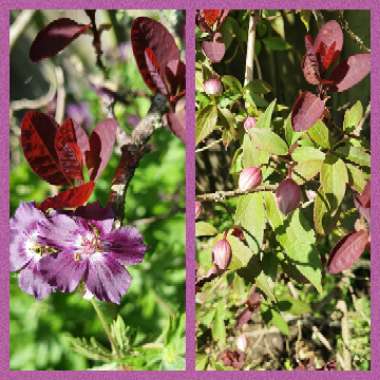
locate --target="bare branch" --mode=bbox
[196,186,276,202]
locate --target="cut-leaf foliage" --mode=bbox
[131,17,179,94]
[85,119,117,181]
[291,91,325,132]
[29,18,90,62]
[327,230,369,274]
[21,111,69,186]
[329,53,370,92]
[39,181,95,211]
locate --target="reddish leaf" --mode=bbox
[201,9,223,27]
[144,47,168,95]
[21,111,69,186]
[314,20,343,70]
[39,181,95,211]
[327,230,369,274]
[85,119,117,181]
[29,18,90,62]
[354,180,370,225]
[131,17,179,94]
[291,91,325,132]
[329,53,370,92]
[302,35,321,85]
[166,97,186,143]
[55,119,86,181]
[202,32,226,63]
[165,59,186,99]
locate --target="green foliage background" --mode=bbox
[10,9,185,370]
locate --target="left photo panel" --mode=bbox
[10,9,185,370]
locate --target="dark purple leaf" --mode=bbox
[327,230,369,274]
[85,119,117,181]
[144,47,168,95]
[164,59,186,98]
[291,91,325,132]
[329,53,370,92]
[314,20,343,70]
[302,35,321,85]
[29,18,90,62]
[21,111,69,186]
[166,97,186,143]
[131,17,179,94]
[202,32,226,63]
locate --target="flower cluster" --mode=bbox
[10,202,146,303]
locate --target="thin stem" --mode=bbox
[244,11,257,86]
[196,137,223,153]
[90,299,119,357]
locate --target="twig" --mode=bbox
[336,300,352,370]
[86,10,107,75]
[54,67,65,124]
[244,11,257,86]
[108,94,167,223]
[196,185,276,202]
[312,325,332,351]
[254,56,263,80]
[10,10,35,49]
[196,137,223,153]
[356,102,371,134]
[338,11,371,53]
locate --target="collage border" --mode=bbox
[0,1,378,379]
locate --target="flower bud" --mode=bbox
[276,178,301,215]
[236,334,248,352]
[204,78,223,96]
[243,116,256,131]
[238,167,262,192]
[195,201,202,220]
[212,237,231,270]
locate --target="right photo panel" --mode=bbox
[195,9,370,371]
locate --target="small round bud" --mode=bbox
[276,178,301,215]
[236,334,248,352]
[195,201,202,220]
[243,116,256,132]
[204,78,223,96]
[212,237,231,270]
[238,167,262,192]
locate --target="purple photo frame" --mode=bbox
[1,0,379,379]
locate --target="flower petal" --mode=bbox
[85,253,131,304]
[103,227,146,265]
[75,201,115,234]
[39,253,87,292]
[18,260,54,300]
[10,230,33,272]
[10,202,47,231]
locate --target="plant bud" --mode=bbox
[276,178,301,215]
[204,78,223,96]
[243,116,256,131]
[195,201,201,220]
[212,237,231,270]
[236,334,248,352]
[238,167,262,192]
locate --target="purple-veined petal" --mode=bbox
[75,202,115,234]
[10,202,47,232]
[85,253,131,304]
[103,227,146,265]
[18,259,54,300]
[10,230,34,272]
[39,252,87,292]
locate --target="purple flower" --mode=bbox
[66,102,93,130]
[39,203,146,304]
[10,203,55,300]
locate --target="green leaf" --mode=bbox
[343,101,363,132]
[244,79,272,95]
[242,134,270,167]
[256,272,276,302]
[261,303,289,335]
[300,10,311,31]
[291,160,323,185]
[249,128,288,155]
[262,191,283,229]
[211,301,226,348]
[234,193,266,253]
[67,337,112,361]
[335,144,370,167]
[346,163,370,193]
[227,234,255,271]
[277,295,311,315]
[284,115,302,146]
[218,108,237,147]
[221,75,243,93]
[306,120,331,149]
[276,209,323,293]
[263,36,291,51]
[256,99,276,129]
[313,186,339,236]
[291,146,325,162]
[196,105,218,145]
[320,154,348,210]
[196,222,218,237]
